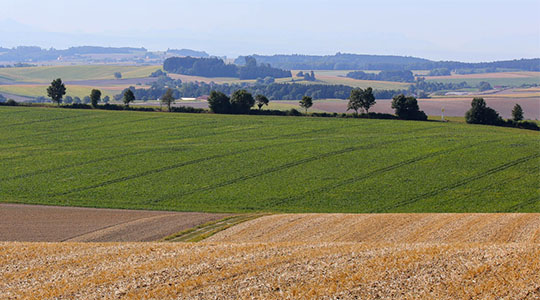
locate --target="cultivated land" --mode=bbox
[1,242,538,299]
[1,106,538,213]
[207,213,540,243]
[0,203,229,242]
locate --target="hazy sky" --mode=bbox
[1,0,539,61]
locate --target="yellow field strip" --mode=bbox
[206,213,540,243]
[1,242,538,299]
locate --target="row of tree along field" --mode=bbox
[2,78,537,131]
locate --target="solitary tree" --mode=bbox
[161,88,175,112]
[114,72,122,79]
[347,87,376,115]
[299,96,313,113]
[255,94,269,110]
[102,95,110,104]
[230,89,255,114]
[207,90,230,113]
[512,103,524,121]
[90,89,101,107]
[391,94,427,120]
[47,78,66,106]
[123,89,135,107]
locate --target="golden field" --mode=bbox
[1,242,539,299]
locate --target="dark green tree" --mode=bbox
[63,96,73,104]
[465,97,501,125]
[207,90,230,113]
[347,87,376,114]
[255,94,269,110]
[512,104,524,121]
[299,95,313,113]
[230,89,255,114]
[123,89,135,107]
[90,89,101,107]
[391,94,427,120]
[47,78,66,106]
[73,96,81,104]
[102,95,110,104]
[161,88,175,112]
[83,96,91,104]
[347,88,363,114]
[114,72,122,79]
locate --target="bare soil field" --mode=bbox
[0,204,229,242]
[1,242,538,299]
[207,213,540,243]
[307,97,540,119]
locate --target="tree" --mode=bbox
[391,94,427,120]
[465,97,501,125]
[73,96,81,104]
[230,89,255,114]
[83,96,91,104]
[102,95,110,104]
[47,78,66,106]
[348,87,376,114]
[161,88,175,112]
[255,94,269,110]
[63,96,73,104]
[477,81,492,92]
[90,89,101,107]
[123,89,135,107]
[207,90,230,113]
[512,104,524,121]
[347,89,362,114]
[299,96,313,113]
[114,72,122,79]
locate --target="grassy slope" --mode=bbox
[1,106,538,213]
[0,65,158,83]
[0,85,122,98]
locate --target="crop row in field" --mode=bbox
[1,106,538,213]
[1,242,538,299]
[207,213,540,243]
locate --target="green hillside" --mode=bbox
[1,106,538,213]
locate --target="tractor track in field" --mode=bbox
[2,115,160,143]
[505,196,540,212]
[377,153,540,212]
[262,139,500,210]
[3,113,94,128]
[49,140,306,197]
[48,125,355,198]
[1,146,187,181]
[149,134,438,203]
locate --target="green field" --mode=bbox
[0,85,121,98]
[1,106,538,213]
[0,65,159,83]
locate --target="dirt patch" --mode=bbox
[0,203,230,242]
[206,213,540,243]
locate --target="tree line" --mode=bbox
[163,56,291,79]
[346,70,415,82]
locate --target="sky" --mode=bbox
[1,0,539,62]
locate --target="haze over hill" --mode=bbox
[1,0,539,62]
